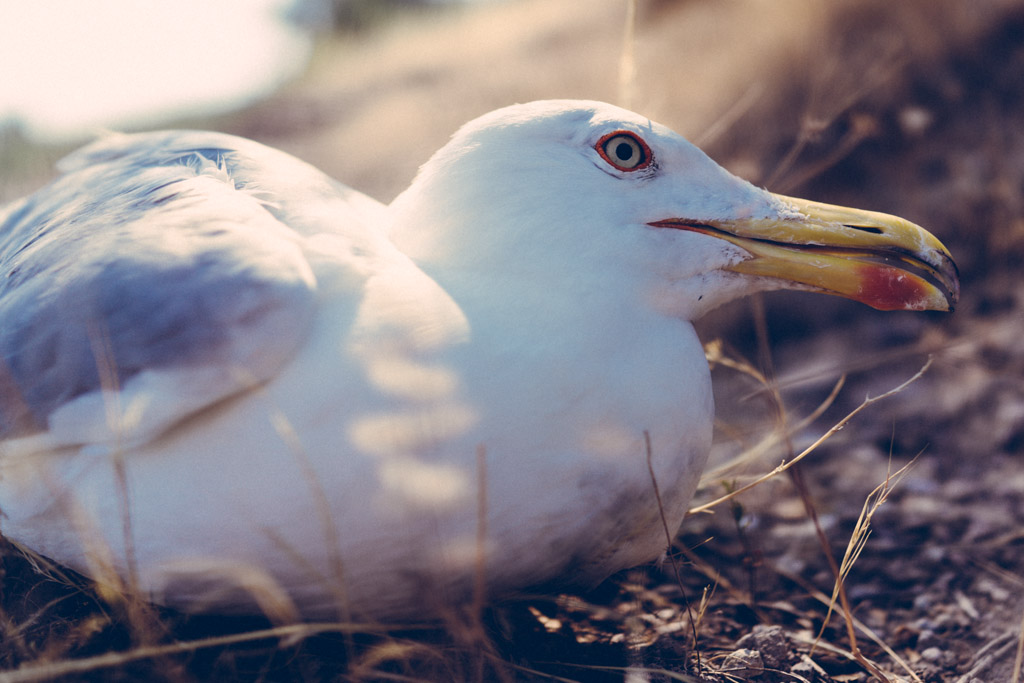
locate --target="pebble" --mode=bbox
[720,649,764,677]
[736,624,791,669]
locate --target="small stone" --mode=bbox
[917,628,939,649]
[976,576,1011,602]
[736,624,790,669]
[791,662,812,674]
[791,659,822,680]
[921,646,944,662]
[899,106,933,135]
[720,648,765,677]
[912,592,934,610]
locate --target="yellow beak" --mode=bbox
[651,194,960,311]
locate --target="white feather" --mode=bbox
[0,100,789,619]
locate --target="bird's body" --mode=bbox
[0,101,957,620]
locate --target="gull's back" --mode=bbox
[0,131,387,451]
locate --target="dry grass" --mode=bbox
[16,351,930,678]
[0,339,1011,679]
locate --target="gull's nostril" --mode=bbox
[845,224,885,234]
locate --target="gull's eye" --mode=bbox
[596,131,652,172]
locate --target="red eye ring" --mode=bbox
[596,130,653,171]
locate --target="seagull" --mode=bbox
[0,100,958,621]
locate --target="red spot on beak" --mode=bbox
[856,263,935,311]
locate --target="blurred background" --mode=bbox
[1,0,1022,679]
[2,0,1015,204]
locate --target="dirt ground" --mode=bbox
[0,0,1022,681]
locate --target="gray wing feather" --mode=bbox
[0,131,366,444]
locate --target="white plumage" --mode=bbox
[0,101,957,620]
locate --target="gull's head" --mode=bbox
[390,100,958,321]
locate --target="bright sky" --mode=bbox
[0,0,313,142]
